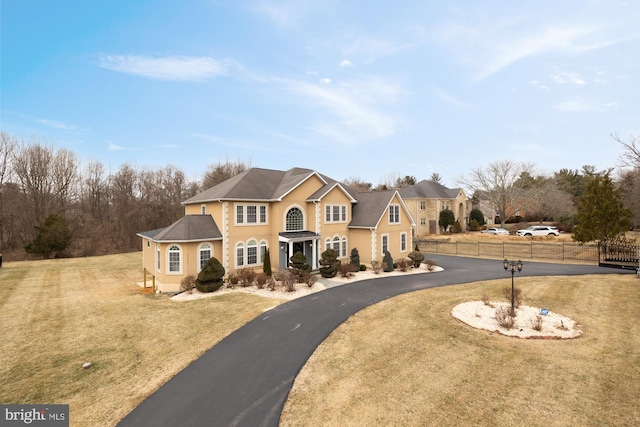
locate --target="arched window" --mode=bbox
[332,236,340,254]
[199,243,212,271]
[341,236,347,258]
[259,241,268,263]
[285,207,304,231]
[168,245,181,273]
[325,238,331,251]
[247,240,258,265]
[236,242,244,267]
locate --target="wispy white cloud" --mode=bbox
[107,141,140,151]
[554,96,619,112]
[436,19,638,81]
[432,87,472,108]
[35,118,77,131]
[98,55,229,81]
[320,78,331,85]
[250,0,317,29]
[282,76,402,144]
[529,80,550,90]
[342,36,408,64]
[340,59,352,67]
[550,71,587,85]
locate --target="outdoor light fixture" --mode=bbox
[503,259,523,316]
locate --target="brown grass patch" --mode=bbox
[281,275,640,426]
[0,253,284,426]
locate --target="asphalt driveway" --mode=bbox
[117,255,634,427]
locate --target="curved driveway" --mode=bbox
[118,255,634,427]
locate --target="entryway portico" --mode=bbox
[278,231,321,270]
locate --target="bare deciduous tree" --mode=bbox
[613,133,640,169]
[11,139,79,243]
[342,176,372,192]
[0,132,17,252]
[458,160,542,228]
[202,159,250,189]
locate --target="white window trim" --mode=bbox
[400,232,407,252]
[325,203,348,223]
[381,234,389,256]
[388,204,400,224]
[284,205,305,231]
[201,204,206,214]
[234,203,268,226]
[235,238,267,268]
[167,244,183,275]
[198,242,213,272]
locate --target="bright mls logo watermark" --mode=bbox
[1,405,68,426]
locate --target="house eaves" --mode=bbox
[306,182,358,203]
[137,215,222,243]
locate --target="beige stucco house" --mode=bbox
[399,180,469,236]
[138,167,415,293]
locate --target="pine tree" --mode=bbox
[24,214,71,259]
[573,173,631,244]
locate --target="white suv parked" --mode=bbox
[516,226,560,237]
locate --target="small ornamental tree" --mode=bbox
[349,248,360,271]
[24,214,72,259]
[263,247,272,277]
[319,248,339,278]
[289,251,311,282]
[408,250,424,268]
[383,250,394,272]
[439,209,455,233]
[469,208,486,226]
[195,257,225,293]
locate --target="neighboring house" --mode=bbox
[138,167,415,293]
[470,193,498,225]
[471,191,530,225]
[399,180,469,236]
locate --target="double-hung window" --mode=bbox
[325,204,347,223]
[389,205,400,224]
[236,204,267,225]
[168,245,181,273]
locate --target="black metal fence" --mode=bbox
[598,242,640,270]
[416,239,602,264]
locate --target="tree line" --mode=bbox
[1,132,638,260]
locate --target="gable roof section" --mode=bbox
[350,190,414,228]
[399,180,465,199]
[183,167,337,204]
[137,215,222,242]
[306,182,358,203]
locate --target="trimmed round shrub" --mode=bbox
[408,250,425,268]
[319,248,339,278]
[195,257,225,293]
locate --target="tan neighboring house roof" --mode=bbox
[399,180,465,200]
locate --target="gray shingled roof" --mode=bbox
[398,180,464,199]
[137,215,222,242]
[183,167,358,204]
[349,190,396,228]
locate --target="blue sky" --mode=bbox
[2,1,639,188]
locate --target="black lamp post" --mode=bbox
[503,259,523,316]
